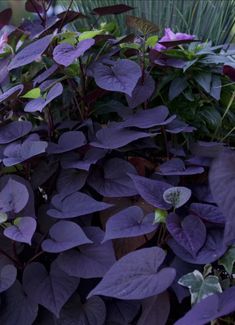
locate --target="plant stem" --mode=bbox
[58,0,74,32]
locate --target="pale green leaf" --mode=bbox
[21,88,41,99]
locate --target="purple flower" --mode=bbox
[0,33,8,53]
[154,28,195,51]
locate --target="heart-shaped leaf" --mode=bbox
[53,39,95,66]
[128,174,171,209]
[47,131,86,154]
[0,264,17,293]
[88,158,138,197]
[57,227,116,278]
[88,247,176,300]
[0,179,29,213]
[103,206,157,241]
[166,213,207,257]
[4,217,36,244]
[0,85,24,103]
[0,121,32,145]
[48,191,112,219]
[93,59,141,96]
[24,83,63,113]
[23,261,79,317]
[0,281,38,325]
[41,220,92,253]
[8,34,54,70]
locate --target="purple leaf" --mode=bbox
[114,106,175,129]
[92,4,134,15]
[57,169,88,195]
[93,59,142,96]
[57,227,116,278]
[24,82,63,113]
[8,34,54,70]
[88,158,138,197]
[166,213,207,257]
[175,287,235,325]
[126,72,155,108]
[4,217,36,245]
[209,151,235,244]
[61,147,107,171]
[53,39,95,67]
[168,228,227,264]
[0,281,38,325]
[169,77,188,100]
[0,8,12,28]
[33,63,58,86]
[137,292,170,325]
[128,174,171,209]
[0,84,24,103]
[47,131,86,154]
[58,293,106,325]
[190,203,225,224]
[3,137,48,166]
[23,261,79,318]
[156,158,204,176]
[0,121,32,144]
[106,300,140,325]
[0,178,29,213]
[0,264,17,293]
[48,191,112,219]
[103,206,157,241]
[91,127,153,149]
[41,220,92,253]
[87,247,176,300]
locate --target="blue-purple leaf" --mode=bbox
[128,174,171,209]
[0,178,29,213]
[88,158,138,197]
[53,39,95,66]
[190,203,225,224]
[103,206,157,241]
[0,264,17,293]
[47,131,86,154]
[8,34,54,70]
[48,191,112,219]
[24,83,63,113]
[0,85,24,103]
[0,121,32,145]
[23,261,79,318]
[166,213,207,257]
[41,220,92,253]
[126,72,155,108]
[57,227,116,278]
[56,169,88,195]
[4,216,36,244]
[87,247,176,300]
[0,281,38,325]
[93,59,142,96]
[91,127,152,149]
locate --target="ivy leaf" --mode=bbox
[178,270,222,304]
[219,246,235,274]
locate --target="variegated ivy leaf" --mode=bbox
[219,246,235,274]
[0,212,7,224]
[178,270,222,304]
[163,186,191,209]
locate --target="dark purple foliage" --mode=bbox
[1,4,234,324]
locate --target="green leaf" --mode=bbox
[154,209,167,224]
[78,30,103,41]
[0,213,7,224]
[219,246,235,274]
[21,88,41,99]
[126,15,159,35]
[178,270,222,304]
[146,35,158,48]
